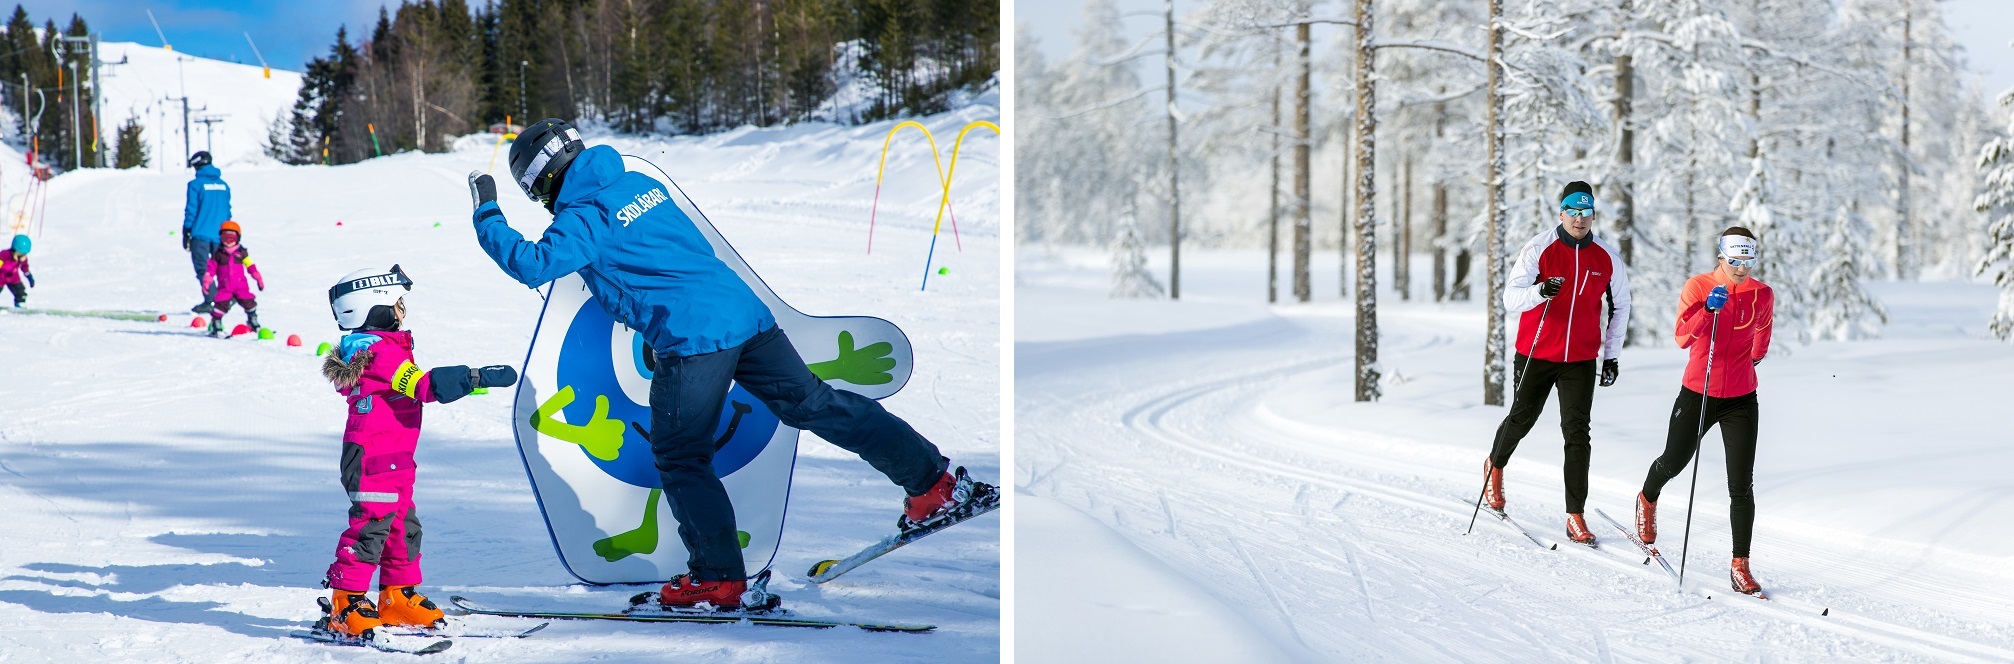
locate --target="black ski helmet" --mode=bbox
[508,118,585,207]
[186,151,212,169]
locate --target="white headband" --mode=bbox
[1718,235,1758,260]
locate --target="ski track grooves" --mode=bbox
[1022,314,2014,662]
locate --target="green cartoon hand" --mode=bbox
[806,331,895,386]
[530,385,626,461]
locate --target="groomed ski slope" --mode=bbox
[1016,248,2014,662]
[0,94,999,661]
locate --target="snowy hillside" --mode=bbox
[93,42,304,170]
[0,90,999,662]
[1017,249,2014,662]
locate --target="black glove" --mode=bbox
[476,365,518,388]
[468,171,497,209]
[1599,358,1619,387]
[429,364,475,403]
[1539,277,1564,299]
[181,230,191,250]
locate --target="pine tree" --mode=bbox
[1977,87,2014,341]
[112,115,146,168]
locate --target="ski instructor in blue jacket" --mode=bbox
[182,151,232,312]
[466,119,995,612]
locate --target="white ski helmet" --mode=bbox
[328,264,414,330]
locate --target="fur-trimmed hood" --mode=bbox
[321,331,412,390]
[322,344,373,390]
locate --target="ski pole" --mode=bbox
[1675,309,1719,589]
[1468,294,1554,535]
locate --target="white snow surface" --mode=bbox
[1017,248,2014,662]
[0,94,999,661]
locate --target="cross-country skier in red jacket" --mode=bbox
[1481,181,1632,546]
[1634,227,1774,596]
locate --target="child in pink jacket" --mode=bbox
[315,265,517,640]
[201,221,263,336]
[2,234,32,307]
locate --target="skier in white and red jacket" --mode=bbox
[1479,181,1631,546]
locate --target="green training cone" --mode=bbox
[257,328,275,340]
[937,266,950,275]
[316,341,333,356]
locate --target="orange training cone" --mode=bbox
[286,334,302,347]
[230,324,251,337]
[189,317,205,328]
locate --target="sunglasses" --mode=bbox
[1561,208,1595,218]
[1725,257,1757,268]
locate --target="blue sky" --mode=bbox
[9,1,389,71]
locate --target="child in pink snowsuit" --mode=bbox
[315,264,518,636]
[2,234,32,307]
[202,221,263,336]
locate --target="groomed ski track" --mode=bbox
[1016,251,2014,662]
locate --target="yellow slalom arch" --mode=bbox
[866,121,954,255]
[918,121,999,291]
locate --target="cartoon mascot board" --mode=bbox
[511,155,913,585]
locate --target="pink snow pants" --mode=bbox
[325,442,422,591]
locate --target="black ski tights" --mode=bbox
[1641,388,1759,558]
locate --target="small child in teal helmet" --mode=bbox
[1,234,33,307]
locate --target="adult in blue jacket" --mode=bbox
[466,119,993,611]
[182,151,232,312]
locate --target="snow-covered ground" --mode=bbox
[1016,247,2014,662]
[0,77,999,661]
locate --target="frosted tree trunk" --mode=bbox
[1165,0,1182,299]
[1896,0,1912,280]
[1613,5,1634,268]
[1270,33,1284,304]
[1352,0,1380,402]
[1401,152,1417,301]
[1433,101,1448,302]
[1293,21,1313,303]
[1483,0,1506,406]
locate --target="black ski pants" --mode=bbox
[1642,388,1759,558]
[648,325,947,581]
[1487,354,1597,513]
[187,238,217,301]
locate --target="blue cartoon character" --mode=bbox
[479,120,997,605]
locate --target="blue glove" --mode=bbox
[1704,285,1729,313]
[475,365,518,388]
[23,273,33,288]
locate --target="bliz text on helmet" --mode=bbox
[617,188,670,227]
[350,274,402,291]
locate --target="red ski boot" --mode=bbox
[1635,492,1658,545]
[901,466,997,533]
[654,571,780,612]
[1481,458,1507,512]
[1730,558,1763,595]
[1565,513,1597,547]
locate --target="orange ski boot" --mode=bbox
[320,589,383,637]
[1565,513,1597,547]
[1481,458,1507,513]
[376,585,446,628]
[1731,558,1763,595]
[1635,492,1658,545]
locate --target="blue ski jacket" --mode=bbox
[183,165,233,242]
[473,145,774,357]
